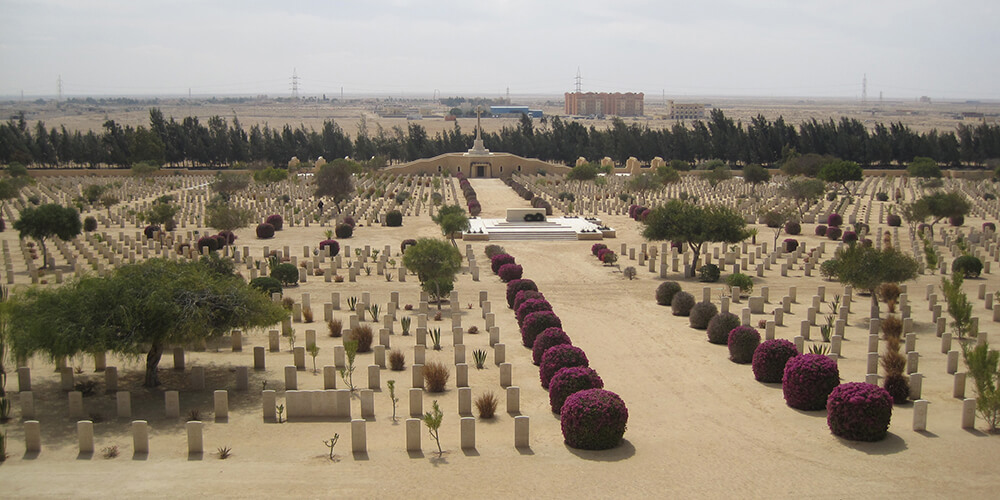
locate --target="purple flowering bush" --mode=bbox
[521,311,562,348]
[217,230,236,245]
[752,339,799,383]
[815,225,827,237]
[491,253,516,274]
[513,290,545,313]
[532,327,572,365]
[560,389,628,450]
[591,243,608,256]
[727,326,761,364]
[498,263,523,283]
[782,354,841,410]
[516,298,553,327]
[506,279,538,308]
[265,214,284,231]
[549,367,604,413]
[842,231,858,244]
[826,382,893,442]
[826,226,843,241]
[827,213,843,227]
[784,238,799,253]
[197,235,220,253]
[256,223,275,239]
[539,344,588,389]
[318,239,340,256]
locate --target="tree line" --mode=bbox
[2,107,999,170]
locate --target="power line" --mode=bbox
[290,68,300,100]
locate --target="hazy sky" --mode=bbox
[1,0,997,99]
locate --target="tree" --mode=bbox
[907,157,942,179]
[401,238,462,309]
[422,399,444,456]
[817,160,862,195]
[655,165,681,185]
[142,201,180,230]
[432,204,469,247]
[13,204,81,269]
[829,244,919,315]
[313,158,359,202]
[99,194,119,217]
[763,209,794,246]
[131,160,160,177]
[628,172,659,192]
[781,177,826,218]
[7,258,287,387]
[742,163,771,190]
[0,178,27,209]
[205,203,253,244]
[82,184,106,204]
[253,167,288,184]
[211,172,250,201]
[642,200,748,276]
[566,162,600,181]
[915,191,971,226]
[701,165,732,189]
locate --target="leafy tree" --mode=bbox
[401,238,462,309]
[781,153,834,177]
[205,203,253,243]
[131,160,160,177]
[566,162,600,181]
[6,163,28,178]
[253,167,288,184]
[629,172,659,192]
[314,158,359,202]
[764,209,795,246]
[669,159,691,171]
[142,201,180,230]
[99,194,119,217]
[211,172,250,201]
[907,157,942,178]
[0,178,27,209]
[13,204,81,269]
[432,204,469,247]
[781,177,826,218]
[642,200,748,276]
[914,191,971,226]
[829,244,919,315]
[961,341,1000,432]
[817,160,862,194]
[82,184,106,204]
[655,165,681,185]
[422,399,444,456]
[8,258,287,387]
[701,165,732,188]
[742,163,771,189]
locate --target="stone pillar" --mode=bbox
[406,418,421,451]
[947,350,960,374]
[69,391,84,419]
[173,347,185,370]
[866,352,879,374]
[323,366,337,389]
[190,366,205,391]
[368,365,381,390]
[954,372,967,399]
[105,366,118,393]
[284,366,297,390]
[254,346,266,370]
[214,390,229,420]
[514,415,530,449]
[800,320,811,341]
[132,420,149,454]
[361,389,375,419]
[165,390,180,418]
[94,351,107,372]
[411,364,424,389]
[61,367,75,391]
[414,345,426,365]
[458,387,472,416]
[269,331,280,352]
[409,388,423,417]
[20,391,34,419]
[294,347,306,370]
[186,421,204,454]
[262,390,276,422]
[500,363,513,388]
[374,345,386,368]
[117,391,131,419]
[334,345,346,369]
[909,373,923,400]
[913,400,929,431]
[461,417,476,450]
[77,420,95,454]
[489,327,500,347]
[17,366,30,392]
[507,386,520,414]
[962,398,977,428]
[868,334,879,353]
[495,343,506,366]
[24,420,41,453]
[231,331,242,352]
[906,352,919,374]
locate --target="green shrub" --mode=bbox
[689,302,718,330]
[671,291,695,316]
[697,264,720,283]
[271,263,300,286]
[726,273,753,296]
[385,210,403,227]
[952,255,983,278]
[83,216,98,232]
[655,281,682,306]
[820,259,840,280]
[250,276,283,297]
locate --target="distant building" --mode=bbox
[564,92,644,117]
[667,100,705,120]
[490,106,543,118]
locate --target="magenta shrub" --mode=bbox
[521,311,562,348]
[539,344,588,389]
[591,243,608,256]
[513,290,545,313]
[506,279,538,308]
[516,298,553,327]
[827,213,843,227]
[887,214,901,227]
[318,239,340,256]
[256,223,275,239]
[342,215,355,228]
[826,226,842,240]
[597,248,612,262]
[532,327,572,365]
[826,382,893,442]
[842,231,858,244]
[498,263,523,283]
[467,200,482,216]
[549,367,603,413]
[752,339,799,383]
[217,230,236,245]
[950,215,965,226]
[400,239,417,253]
[491,253,516,274]
[984,222,996,232]
[782,354,840,410]
[783,238,799,253]
[728,326,761,364]
[560,389,628,450]
[265,214,283,231]
[815,225,827,237]
[197,235,220,253]
[143,225,160,239]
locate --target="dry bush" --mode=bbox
[328,319,343,337]
[881,315,902,342]
[281,297,295,311]
[423,361,450,393]
[302,306,313,323]
[351,325,374,353]
[880,348,907,377]
[878,283,901,313]
[389,349,405,371]
[475,391,499,419]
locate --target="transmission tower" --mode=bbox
[57,75,62,101]
[862,74,867,104]
[574,67,582,93]
[290,68,300,99]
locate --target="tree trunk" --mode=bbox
[144,342,164,387]
[870,290,880,318]
[39,239,49,270]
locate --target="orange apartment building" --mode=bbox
[564,92,645,117]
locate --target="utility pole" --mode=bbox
[57,75,63,101]
[291,68,300,100]
[574,67,582,93]
[862,74,867,105]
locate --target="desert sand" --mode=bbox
[1,173,999,499]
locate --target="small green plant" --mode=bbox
[276,404,285,423]
[217,446,232,459]
[364,266,373,276]
[101,445,119,459]
[725,273,753,296]
[187,409,201,421]
[347,296,359,311]
[387,380,400,421]
[368,304,381,322]
[808,343,831,355]
[819,324,833,343]
[324,229,334,240]
[429,328,442,351]
[423,400,444,456]
[962,341,1000,432]
[400,316,412,335]
[287,329,296,351]
[307,344,320,373]
[821,294,841,342]
[473,349,487,369]
[922,235,939,273]
[323,433,340,460]
[942,273,973,338]
[340,340,359,391]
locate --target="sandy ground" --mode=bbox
[1,176,999,499]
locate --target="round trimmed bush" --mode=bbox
[782,354,840,411]
[516,298,553,327]
[949,215,964,226]
[706,312,740,345]
[491,253,516,274]
[861,238,873,247]
[671,291,695,316]
[400,239,417,253]
[249,276,283,297]
[783,239,798,253]
[656,281,682,306]
[385,210,403,227]
[876,192,889,202]
[815,225,827,237]
[506,279,538,308]
[842,231,858,244]
[334,223,353,238]
[549,367,603,413]
[318,239,340,256]
[532,327,572,365]
[560,389,628,450]
[513,290,545,313]
[752,339,799,383]
[883,373,910,404]
[820,259,840,280]
[212,234,227,249]
[591,243,608,256]
[826,382,893,442]
[265,214,283,231]
[689,302,718,330]
[467,200,482,217]
[270,262,300,286]
[952,255,983,278]
[697,264,720,283]
[727,326,761,364]
[521,311,562,348]
[497,263,523,283]
[256,223,275,239]
[887,214,901,227]
[343,215,356,228]
[83,216,98,232]
[197,235,220,253]
[827,213,843,227]
[826,226,842,240]
[785,221,801,235]
[984,222,996,232]
[144,225,161,239]
[217,230,236,245]
[539,344,589,389]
